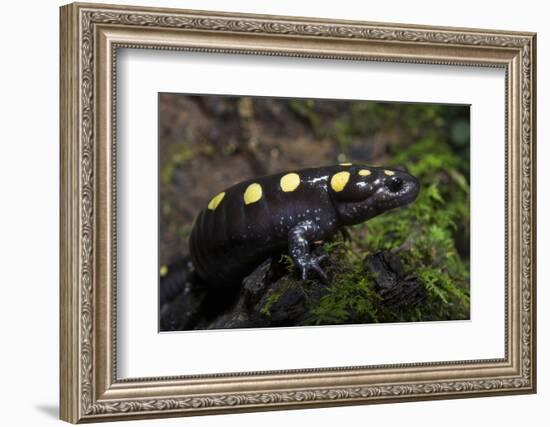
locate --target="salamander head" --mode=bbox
[330,165,420,226]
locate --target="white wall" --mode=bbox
[0,0,546,426]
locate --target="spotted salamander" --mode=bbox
[189,164,419,285]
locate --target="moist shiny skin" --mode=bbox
[189,164,420,285]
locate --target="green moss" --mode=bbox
[305,242,382,325]
[299,122,471,324]
[349,136,471,321]
[260,288,284,317]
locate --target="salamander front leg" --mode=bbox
[288,220,329,282]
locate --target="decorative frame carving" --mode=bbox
[60,2,536,423]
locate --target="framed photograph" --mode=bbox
[60,2,537,423]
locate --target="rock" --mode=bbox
[159,256,196,306]
[159,249,425,331]
[242,259,273,308]
[202,259,274,329]
[364,251,425,309]
[159,281,205,331]
[201,258,309,329]
[159,255,315,330]
[263,286,306,325]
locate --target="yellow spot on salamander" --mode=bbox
[280,173,300,192]
[244,183,263,205]
[339,162,352,166]
[330,171,350,192]
[358,169,371,176]
[207,192,225,210]
[160,265,168,277]
[384,170,395,176]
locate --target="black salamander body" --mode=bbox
[189,164,419,285]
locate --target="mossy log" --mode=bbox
[159,249,425,331]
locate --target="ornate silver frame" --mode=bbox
[60,2,536,423]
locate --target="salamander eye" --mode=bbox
[387,176,403,193]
